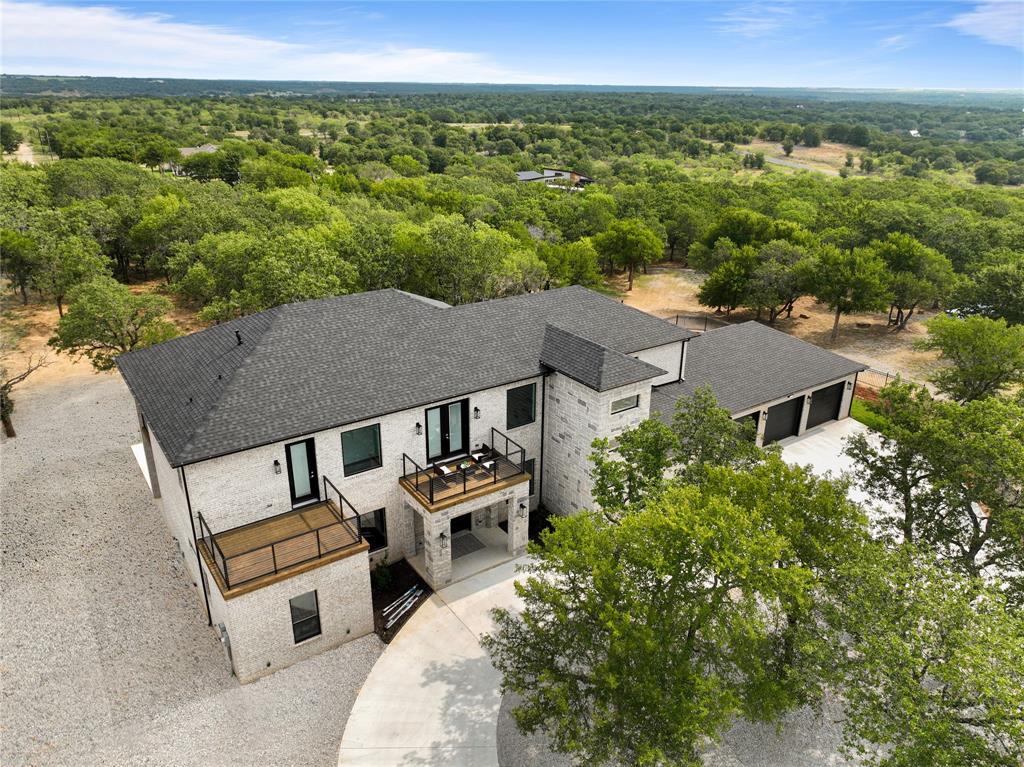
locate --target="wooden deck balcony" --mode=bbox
[399,427,531,513]
[198,478,367,598]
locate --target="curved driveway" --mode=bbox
[339,558,527,766]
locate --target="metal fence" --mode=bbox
[856,368,899,392]
[670,313,731,333]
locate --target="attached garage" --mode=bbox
[734,411,760,439]
[763,398,803,444]
[806,382,845,429]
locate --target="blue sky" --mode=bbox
[2,1,1021,89]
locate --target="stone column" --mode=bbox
[506,494,530,558]
[422,511,452,589]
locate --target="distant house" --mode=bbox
[516,167,594,191]
[908,129,921,138]
[170,143,219,175]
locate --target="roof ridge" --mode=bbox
[175,308,283,461]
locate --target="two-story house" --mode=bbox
[117,286,864,682]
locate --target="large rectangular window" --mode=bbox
[610,394,639,414]
[506,383,536,430]
[290,591,321,644]
[359,508,388,553]
[341,424,382,476]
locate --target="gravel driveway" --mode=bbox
[1,375,382,767]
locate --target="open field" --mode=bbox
[614,263,942,382]
[734,139,861,176]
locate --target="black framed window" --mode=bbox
[341,424,382,476]
[610,394,639,414]
[524,458,536,496]
[290,591,321,644]
[359,508,388,552]
[506,383,536,430]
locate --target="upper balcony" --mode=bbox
[399,427,530,513]
[198,477,368,597]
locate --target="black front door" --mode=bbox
[425,399,469,462]
[285,438,319,506]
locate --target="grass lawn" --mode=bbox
[850,398,890,432]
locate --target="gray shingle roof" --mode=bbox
[651,321,866,420]
[515,171,545,181]
[540,325,666,391]
[117,286,692,467]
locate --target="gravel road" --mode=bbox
[0,374,382,766]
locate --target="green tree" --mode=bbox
[954,253,1024,326]
[33,233,109,317]
[845,382,1024,591]
[782,139,794,156]
[537,239,602,288]
[917,314,1024,401]
[697,252,755,316]
[0,229,40,304]
[834,546,1024,767]
[868,233,954,329]
[1,122,23,154]
[484,472,849,767]
[48,276,178,371]
[809,244,890,341]
[743,240,814,323]
[592,218,663,290]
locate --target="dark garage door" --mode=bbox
[734,411,760,440]
[764,398,802,444]
[806,382,845,429]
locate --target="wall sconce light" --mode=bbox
[273,459,282,475]
[517,502,528,519]
[439,531,449,550]
[847,381,854,390]
[415,421,423,435]
[473,406,481,420]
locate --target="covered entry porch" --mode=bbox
[402,477,530,590]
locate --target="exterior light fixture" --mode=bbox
[473,407,481,420]
[415,421,423,435]
[517,503,528,519]
[439,532,449,550]
[847,381,854,390]
[273,459,282,475]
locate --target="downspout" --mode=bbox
[678,339,688,382]
[538,374,547,506]
[181,467,212,627]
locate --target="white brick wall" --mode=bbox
[203,550,374,683]
[632,341,684,386]
[541,373,652,515]
[149,432,203,588]
[183,375,545,569]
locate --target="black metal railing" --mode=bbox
[197,476,362,590]
[400,426,527,505]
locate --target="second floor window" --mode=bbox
[610,394,639,414]
[341,424,382,476]
[506,383,536,430]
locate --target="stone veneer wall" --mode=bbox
[541,373,652,516]
[204,550,374,683]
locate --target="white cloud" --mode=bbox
[713,2,806,38]
[945,1,1024,50]
[0,1,567,82]
[879,34,911,51]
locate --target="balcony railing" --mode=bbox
[400,427,527,508]
[198,476,363,591]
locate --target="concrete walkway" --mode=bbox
[339,558,527,766]
[778,418,880,508]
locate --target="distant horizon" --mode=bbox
[4,72,1021,94]
[2,2,1021,91]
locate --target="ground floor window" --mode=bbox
[359,508,388,552]
[524,458,536,496]
[290,590,321,644]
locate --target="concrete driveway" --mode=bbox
[338,558,526,766]
[778,418,879,508]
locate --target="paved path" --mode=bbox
[339,559,526,766]
[779,418,880,509]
